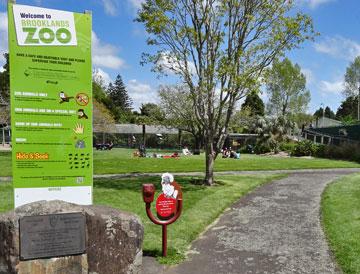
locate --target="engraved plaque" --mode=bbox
[19,212,86,260]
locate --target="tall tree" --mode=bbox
[140,103,165,122]
[107,74,133,122]
[241,90,265,117]
[137,0,315,185]
[265,58,311,117]
[313,107,324,118]
[324,106,336,119]
[344,56,360,120]
[336,96,358,121]
[313,106,335,119]
[158,84,205,149]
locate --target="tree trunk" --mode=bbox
[204,142,215,186]
[2,127,5,146]
[178,129,182,148]
[358,87,360,121]
[142,124,146,146]
[194,136,201,150]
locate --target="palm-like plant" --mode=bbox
[253,116,297,153]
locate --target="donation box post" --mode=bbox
[8,2,93,207]
[142,173,183,257]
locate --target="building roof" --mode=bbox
[308,124,360,141]
[311,117,342,128]
[94,123,178,134]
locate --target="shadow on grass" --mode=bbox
[94,176,210,193]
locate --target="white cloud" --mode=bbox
[297,0,335,9]
[92,31,125,70]
[101,0,119,16]
[128,0,144,10]
[314,36,360,61]
[100,0,144,16]
[319,80,343,95]
[127,79,158,110]
[301,68,314,84]
[157,52,197,76]
[0,15,124,71]
[92,68,112,86]
[0,12,8,65]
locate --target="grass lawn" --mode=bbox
[322,173,360,274]
[0,148,359,177]
[0,173,285,264]
[0,151,12,177]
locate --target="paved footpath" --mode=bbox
[143,169,358,274]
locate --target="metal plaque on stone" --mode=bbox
[19,212,86,260]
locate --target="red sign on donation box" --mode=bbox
[156,193,176,218]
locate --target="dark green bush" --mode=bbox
[279,142,296,153]
[254,143,271,154]
[292,140,319,156]
[317,143,360,162]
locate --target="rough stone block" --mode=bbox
[0,200,144,274]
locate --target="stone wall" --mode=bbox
[0,200,144,274]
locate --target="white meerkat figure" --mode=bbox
[161,173,178,199]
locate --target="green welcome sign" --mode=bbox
[8,3,93,207]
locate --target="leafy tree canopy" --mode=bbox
[336,96,358,120]
[106,74,133,122]
[241,90,265,117]
[313,106,336,119]
[344,56,360,120]
[137,0,316,185]
[344,56,360,97]
[158,84,205,149]
[265,58,311,117]
[140,103,165,123]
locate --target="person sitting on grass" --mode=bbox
[230,149,240,159]
[182,146,192,156]
[222,147,230,158]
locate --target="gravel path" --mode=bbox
[144,169,357,274]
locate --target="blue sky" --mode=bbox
[0,0,359,113]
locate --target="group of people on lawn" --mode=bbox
[133,144,241,159]
[221,147,240,159]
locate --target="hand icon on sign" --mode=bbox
[73,123,84,134]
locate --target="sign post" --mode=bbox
[8,2,93,207]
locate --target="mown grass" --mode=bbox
[0,148,359,177]
[0,151,12,177]
[0,181,13,212]
[322,173,360,274]
[0,173,285,264]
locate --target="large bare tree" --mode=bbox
[137,0,316,185]
[158,85,204,150]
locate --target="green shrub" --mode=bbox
[292,140,319,156]
[317,143,360,162]
[279,142,296,152]
[254,143,271,154]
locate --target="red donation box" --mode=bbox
[142,173,183,257]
